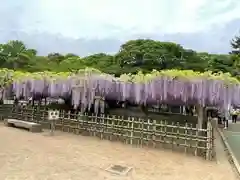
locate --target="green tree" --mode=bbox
[0,38,238,79]
[207,54,235,74]
[64,53,79,58]
[116,39,196,73]
[47,53,65,63]
[0,40,36,70]
[230,54,240,77]
[230,32,240,55]
[58,56,86,72]
[181,51,209,72]
[26,56,55,72]
[82,53,121,74]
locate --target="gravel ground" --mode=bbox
[0,123,238,180]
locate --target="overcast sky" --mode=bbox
[0,0,240,55]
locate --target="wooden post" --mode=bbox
[194,128,199,156]
[206,120,212,160]
[61,111,65,132]
[136,117,140,146]
[130,117,134,145]
[21,105,24,120]
[196,105,207,157]
[164,120,167,144]
[211,122,214,159]
[171,121,174,150]
[176,122,180,147]
[92,113,96,137]
[100,114,104,140]
[152,120,156,148]
[189,124,193,153]
[183,106,186,115]
[67,111,70,132]
[147,119,151,146]
[50,119,55,136]
[184,123,188,154]
[160,120,163,141]
[196,105,204,129]
[110,115,115,141]
[140,118,144,147]
[31,107,34,122]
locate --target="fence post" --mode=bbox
[67,111,71,132]
[184,123,188,154]
[171,121,175,150]
[140,118,144,147]
[130,117,134,145]
[92,113,96,137]
[147,119,151,146]
[206,120,212,160]
[31,107,34,122]
[163,120,168,144]
[21,106,24,120]
[152,120,156,148]
[195,127,199,157]
[211,122,214,159]
[100,114,104,140]
[110,115,115,141]
[176,122,180,147]
[160,120,163,141]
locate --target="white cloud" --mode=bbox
[1,0,240,38]
[31,0,206,36]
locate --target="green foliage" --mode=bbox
[115,39,184,73]
[1,68,238,89]
[230,32,240,55]
[0,39,239,79]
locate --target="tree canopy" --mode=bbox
[230,32,240,55]
[0,36,239,79]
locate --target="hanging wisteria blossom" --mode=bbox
[0,68,239,112]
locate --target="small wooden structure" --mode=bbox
[4,118,42,133]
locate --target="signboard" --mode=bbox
[48,110,60,120]
[19,100,28,106]
[3,100,14,105]
[48,110,60,136]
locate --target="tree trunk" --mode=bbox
[196,105,206,129]
[13,61,18,70]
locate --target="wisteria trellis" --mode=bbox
[0,68,240,112]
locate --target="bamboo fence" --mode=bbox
[0,105,214,160]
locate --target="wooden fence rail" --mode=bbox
[0,105,214,160]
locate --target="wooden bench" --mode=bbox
[4,119,42,133]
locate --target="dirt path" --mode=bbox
[0,123,238,180]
